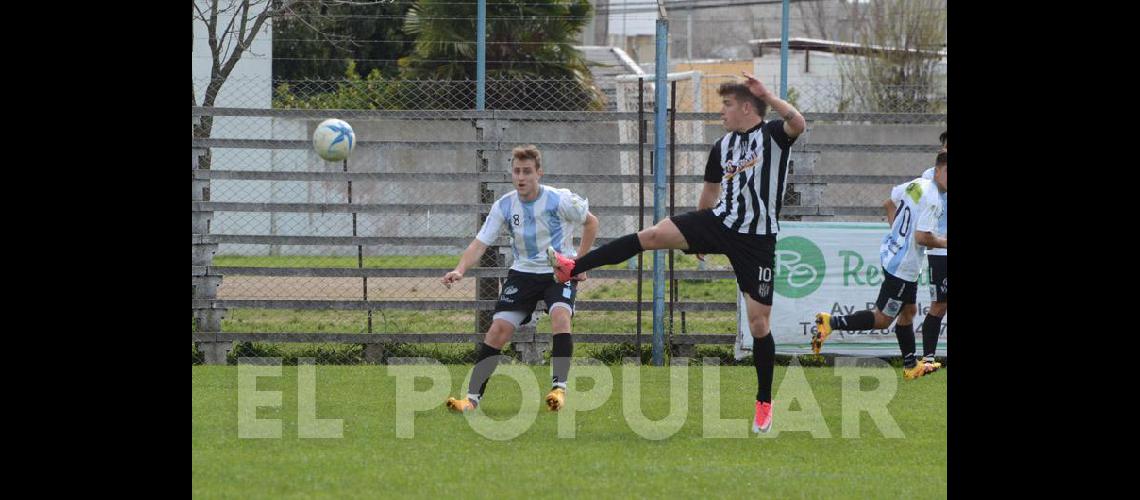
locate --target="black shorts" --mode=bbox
[493,270,578,325]
[875,269,918,317]
[927,255,947,303]
[670,209,777,305]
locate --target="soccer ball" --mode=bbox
[312,118,355,162]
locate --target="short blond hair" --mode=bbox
[511,145,542,170]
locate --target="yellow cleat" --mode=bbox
[903,363,929,380]
[446,396,477,413]
[923,360,943,374]
[921,356,942,372]
[545,388,566,412]
[812,313,833,354]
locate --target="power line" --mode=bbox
[597,0,819,15]
[265,9,939,21]
[267,0,943,17]
[261,15,859,22]
[287,0,815,13]
[270,38,564,44]
[239,37,947,49]
[196,55,605,64]
[281,14,597,19]
[287,1,660,6]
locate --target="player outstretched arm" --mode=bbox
[570,212,599,281]
[699,182,721,211]
[441,239,490,288]
[915,231,946,249]
[741,71,806,138]
[578,212,599,257]
[884,199,898,226]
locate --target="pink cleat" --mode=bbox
[752,401,773,434]
[546,246,577,284]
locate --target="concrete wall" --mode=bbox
[209,116,942,256]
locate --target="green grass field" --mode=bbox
[192,364,947,498]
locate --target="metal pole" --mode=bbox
[345,158,371,333]
[652,7,669,366]
[637,77,645,357]
[668,80,677,352]
[477,0,486,110]
[780,0,789,100]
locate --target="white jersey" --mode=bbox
[476,185,590,274]
[921,167,947,257]
[881,178,943,282]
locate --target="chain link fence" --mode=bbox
[193,75,944,365]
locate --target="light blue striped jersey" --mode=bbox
[881,177,943,282]
[475,185,590,273]
[921,167,947,256]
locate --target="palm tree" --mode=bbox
[401,0,604,110]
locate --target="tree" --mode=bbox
[193,0,303,170]
[193,0,303,119]
[839,0,945,113]
[273,59,415,109]
[796,0,872,43]
[798,0,946,113]
[400,0,604,110]
[272,1,415,86]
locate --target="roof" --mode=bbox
[575,46,647,111]
[748,37,946,58]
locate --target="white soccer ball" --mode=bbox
[312,118,355,162]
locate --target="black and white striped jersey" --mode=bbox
[705,120,797,235]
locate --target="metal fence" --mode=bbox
[192,76,944,365]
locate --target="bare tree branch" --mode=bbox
[220,0,245,46]
[796,0,830,41]
[192,0,198,108]
[192,0,210,23]
[215,0,242,16]
[219,0,250,65]
[835,0,945,113]
[216,0,297,82]
[237,0,252,49]
[218,1,242,65]
[329,1,395,5]
[284,2,357,53]
[207,0,221,79]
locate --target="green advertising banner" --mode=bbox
[735,222,947,356]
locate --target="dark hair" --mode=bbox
[939,130,948,146]
[717,83,767,117]
[935,151,947,166]
[512,144,542,170]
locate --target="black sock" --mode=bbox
[921,314,943,358]
[551,333,573,388]
[469,342,503,398]
[832,310,876,331]
[571,233,643,276]
[895,324,916,368]
[753,333,775,403]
